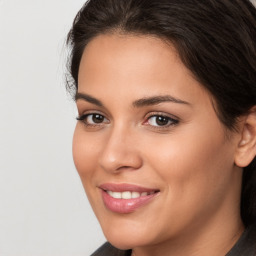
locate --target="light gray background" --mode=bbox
[0,1,105,255]
[1,0,256,256]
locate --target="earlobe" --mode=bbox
[235,106,256,168]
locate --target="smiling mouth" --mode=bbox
[99,183,160,213]
[106,190,157,199]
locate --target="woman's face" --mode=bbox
[73,34,242,249]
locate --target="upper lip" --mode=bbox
[99,183,159,193]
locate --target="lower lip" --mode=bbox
[101,190,158,214]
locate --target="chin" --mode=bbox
[106,234,148,250]
[101,221,154,250]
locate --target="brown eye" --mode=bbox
[147,115,178,127]
[155,116,169,126]
[91,114,105,123]
[76,113,109,126]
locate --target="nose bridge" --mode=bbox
[99,123,142,173]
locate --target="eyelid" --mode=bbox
[76,111,110,127]
[144,111,179,121]
[143,111,179,128]
[77,109,107,119]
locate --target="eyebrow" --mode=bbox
[132,95,190,107]
[75,92,190,108]
[75,92,103,107]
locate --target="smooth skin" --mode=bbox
[73,34,256,256]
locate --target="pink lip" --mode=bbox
[99,183,159,214]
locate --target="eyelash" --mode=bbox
[76,112,179,130]
[144,112,179,129]
[76,113,109,127]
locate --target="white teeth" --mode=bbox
[131,192,140,198]
[112,192,122,199]
[108,191,113,197]
[107,190,155,199]
[122,191,132,199]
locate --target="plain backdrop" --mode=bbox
[0,0,105,256]
[1,1,256,256]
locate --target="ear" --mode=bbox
[235,106,256,167]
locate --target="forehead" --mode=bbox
[79,33,182,80]
[78,33,211,108]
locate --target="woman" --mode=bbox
[66,0,256,255]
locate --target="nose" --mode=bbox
[99,126,143,173]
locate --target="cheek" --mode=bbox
[136,126,235,236]
[72,124,100,182]
[145,124,234,204]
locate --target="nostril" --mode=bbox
[116,165,136,171]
